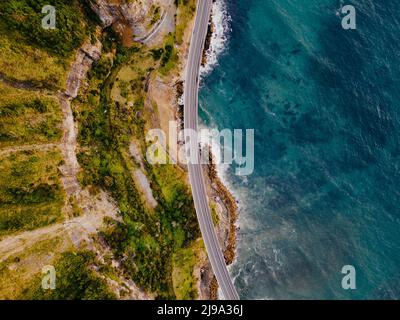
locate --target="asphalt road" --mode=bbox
[184,0,240,300]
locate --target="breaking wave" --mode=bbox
[200,0,231,78]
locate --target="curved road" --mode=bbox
[184,0,240,300]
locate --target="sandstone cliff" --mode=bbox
[88,0,167,45]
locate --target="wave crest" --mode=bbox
[200,0,231,78]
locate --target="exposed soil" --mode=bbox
[0,190,118,263]
[0,143,60,157]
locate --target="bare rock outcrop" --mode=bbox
[65,40,102,99]
[88,0,118,27]
[88,0,168,43]
[61,39,102,196]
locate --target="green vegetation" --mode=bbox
[210,202,220,226]
[150,0,198,77]
[21,251,116,300]
[0,149,65,237]
[69,195,84,218]
[0,36,68,90]
[175,0,197,45]
[0,0,202,300]
[172,241,203,300]
[74,30,200,298]
[0,0,93,58]
[0,83,62,147]
[150,48,164,61]
[0,236,71,299]
[149,5,161,27]
[0,0,98,89]
[159,33,179,75]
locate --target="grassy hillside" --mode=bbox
[0,0,113,299]
[73,27,200,298]
[0,0,96,89]
[0,149,65,237]
[0,83,62,147]
[0,0,92,57]
[20,251,116,300]
[0,236,70,299]
[0,0,90,237]
[0,0,202,300]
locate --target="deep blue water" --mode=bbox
[199,0,400,299]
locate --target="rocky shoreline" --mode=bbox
[189,1,238,299]
[204,160,238,299]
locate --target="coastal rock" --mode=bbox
[65,40,102,98]
[88,0,117,27]
[81,41,102,61]
[89,0,163,39]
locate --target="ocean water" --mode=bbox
[199,0,400,299]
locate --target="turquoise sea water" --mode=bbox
[199,0,400,299]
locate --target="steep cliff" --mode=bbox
[88,0,167,45]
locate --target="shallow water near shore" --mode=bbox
[199,0,400,299]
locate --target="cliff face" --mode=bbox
[89,0,118,26]
[65,40,102,99]
[88,0,164,44]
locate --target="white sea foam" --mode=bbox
[200,0,231,78]
[198,121,249,230]
[198,0,235,200]
[198,1,251,249]
[198,123,235,192]
[197,2,253,285]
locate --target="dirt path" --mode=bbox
[0,143,60,157]
[58,93,82,196]
[0,189,119,258]
[58,40,102,196]
[0,72,53,92]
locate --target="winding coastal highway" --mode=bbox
[184,0,240,300]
